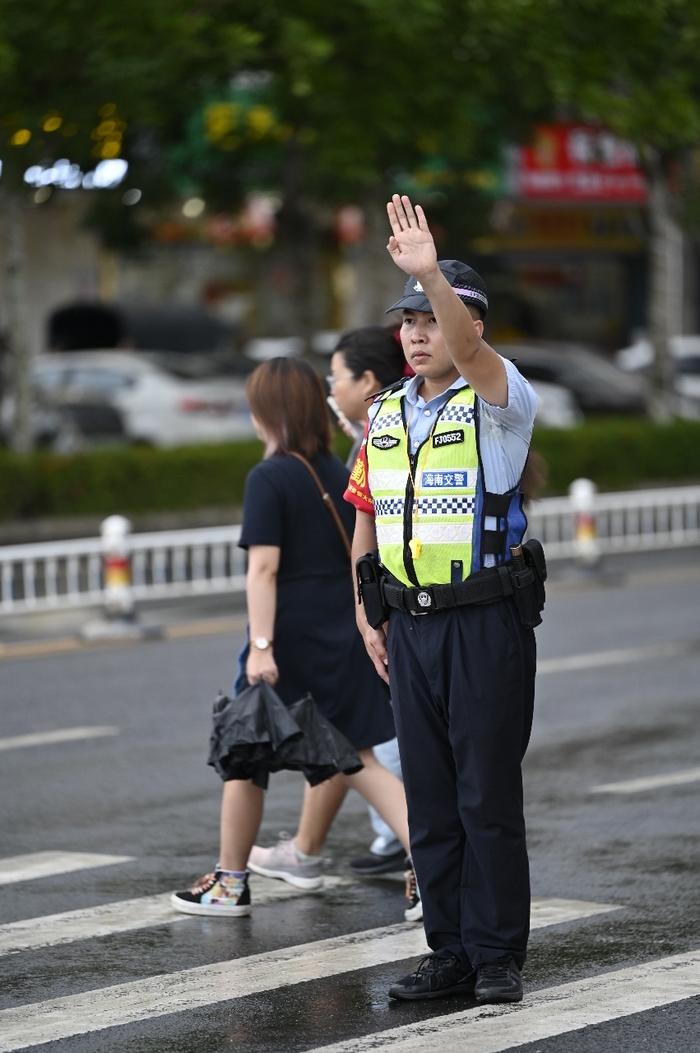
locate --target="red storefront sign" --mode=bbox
[510,124,647,202]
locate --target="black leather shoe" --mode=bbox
[475,957,523,1003]
[349,849,408,876]
[389,953,475,1001]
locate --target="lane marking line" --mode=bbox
[538,639,700,675]
[166,615,246,639]
[0,876,352,956]
[0,637,83,659]
[0,898,618,1050]
[0,615,246,661]
[0,727,119,753]
[591,766,700,795]
[305,948,700,1053]
[0,852,133,887]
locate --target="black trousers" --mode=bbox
[387,596,536,969]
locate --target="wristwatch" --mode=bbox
[252,636,273,651]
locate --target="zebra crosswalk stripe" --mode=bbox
[304,949,700,1053]
[537,639,700,676]
[591,766,700,794]
[0,876,352,956]
[0,727,119,752]
[0,852,133,886]
[0,898,617,1052]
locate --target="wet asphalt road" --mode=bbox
[0,549,699,1052]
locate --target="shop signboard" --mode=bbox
[508,124,647,203]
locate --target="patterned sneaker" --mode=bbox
[170,869,251,917]
[404,864,423,922]
[247,833,323,890]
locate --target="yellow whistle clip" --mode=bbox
[409,539,423,559]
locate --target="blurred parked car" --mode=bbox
[47,301,249,379]
[677,354,700,410]
[499,342,649,416]
[528,379,584,428]
[0,387,126,451]
[29,351,256,447]
[244,336,305,362]
[1,398,78,451]
[615,335,700,416]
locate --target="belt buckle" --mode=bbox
[409,587,434,615]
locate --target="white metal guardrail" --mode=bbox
[0,525,246,616]
[527,484,700,559]
[1,484,699,616]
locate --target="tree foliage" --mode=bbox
[3,1,700,217]
[0,0,260,188]
[473,0,700,158]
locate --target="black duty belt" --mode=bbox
[383,565,514,616]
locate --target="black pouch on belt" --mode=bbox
[356,551,389,629]
[508,542,546,628]
[523,538,547,615]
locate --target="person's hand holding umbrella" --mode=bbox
[246,647,279,686]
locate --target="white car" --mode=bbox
[615,334,700,371]
[30,351,256,447]
[529,379,583,428]
[615,335,700,416]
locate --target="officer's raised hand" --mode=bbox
[386,194,437,279]
[386,192,508,408]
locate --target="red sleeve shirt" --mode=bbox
[343,421,374,515]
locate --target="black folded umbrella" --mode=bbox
[207,683,363,788]
[272,694,364,786]
[208,683,303,788]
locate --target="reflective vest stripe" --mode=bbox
[375,496,476,518]
[376,521,474,546]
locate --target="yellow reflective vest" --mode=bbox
[366,384,526,587]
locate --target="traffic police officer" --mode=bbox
[346,194,540,1004]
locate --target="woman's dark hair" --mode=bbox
[246,357,331,459]
[520,449,548,505]
[334,326,405,388]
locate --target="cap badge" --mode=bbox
[413,281,424,292]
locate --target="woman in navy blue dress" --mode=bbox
[172,358,411,918]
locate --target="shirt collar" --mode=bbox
[404,373,467,407]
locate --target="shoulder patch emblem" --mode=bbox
[372,434,401,450]
[433,430,464,448]
[350,457,366,488]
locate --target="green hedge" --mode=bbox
[0,441,263,522]
[532,418,700,495]
[1,419,699,523]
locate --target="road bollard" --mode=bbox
[101,514,136,620]
[569,477,601,568]
[80,515,162,641]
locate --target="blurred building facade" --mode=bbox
[471,124,697,351]
[2,123,698,360]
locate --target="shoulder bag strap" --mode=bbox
[288,452,352,560]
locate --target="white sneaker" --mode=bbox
[248,833,323,890]
[404,865,423,922]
